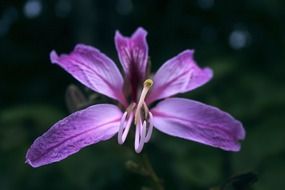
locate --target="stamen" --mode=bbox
[134,79,153,124]
[118,103,136,144]
[121,112,134,142]
[135,118,146,153]
[144,112,154,143]
[118,111,127,144]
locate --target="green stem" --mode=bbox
[141,154,164,190]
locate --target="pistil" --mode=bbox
[134,79,153,124]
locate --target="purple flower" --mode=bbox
[26,27,245,168]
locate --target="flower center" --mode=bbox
[117,79,154,153]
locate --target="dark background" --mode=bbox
[1,0,285,189]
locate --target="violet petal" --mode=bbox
[146,50,213,104]
[115,27,148,99]
[25,104,122,167]
[50,44,127,106]
[151,98,245,151]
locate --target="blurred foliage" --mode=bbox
[1,0,285,189]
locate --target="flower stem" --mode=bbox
[141,154,164,190]
[125,153,164,190]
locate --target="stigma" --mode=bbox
[144,79,153,88]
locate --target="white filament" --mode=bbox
[135,118,146,153]
[118,111,128,144]
[144,112,154,143]
[121,112,134,142]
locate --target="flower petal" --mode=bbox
[25,104,122,167]
[151,98,245,151]
[50,44,127,106]
[146,50,213,104]
[115,27,148,99]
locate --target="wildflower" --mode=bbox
[26,28,245,167]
